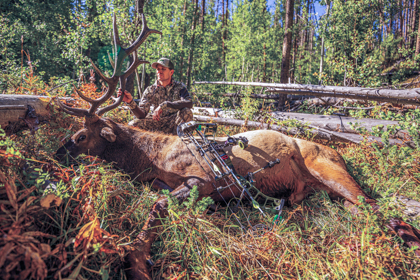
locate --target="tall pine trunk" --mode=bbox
[416,7,420,55]
[279,0,295,108]
[201,0,205,32]
[411,0,418,49]
[179,0,188,83]
[187,0,199,89]
[319,1,330,85]
[399,0,403,57]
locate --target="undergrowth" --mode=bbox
[1,76,420,279]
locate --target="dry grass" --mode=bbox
[1,77,420,279]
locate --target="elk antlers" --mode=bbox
[57,13,161,120]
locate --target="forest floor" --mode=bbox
[1,84,420,279]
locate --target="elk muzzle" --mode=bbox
[55,139,76,162]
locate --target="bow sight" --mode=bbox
[178,121,285,231]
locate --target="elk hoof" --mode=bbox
[343,200,359,215]
[125,250,152,280]
[388,218,420,257]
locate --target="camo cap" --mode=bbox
[151,58,174,70]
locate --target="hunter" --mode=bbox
[118,58,193,135]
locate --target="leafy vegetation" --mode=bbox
[2,0,420,95]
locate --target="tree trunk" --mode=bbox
[186,0,199,89]
[179,0,188,83]
[125,56,135,96]
[263,43,267,82]
[403,1,408,44]
[222,0,228,66]
[417,5,420,55]
[135,0,144,14]
[291,5,299,83]
[222,0,225,66]
[399,0,403,56]
[319,1,330,85]
[201,0,205,32]
[411,0,418,49]
[279,0,295,109]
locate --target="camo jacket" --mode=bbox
[139,79,191,118]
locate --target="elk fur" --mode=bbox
[56,117,420,280]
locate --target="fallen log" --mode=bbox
[193,107,413,146]
[266,88,420,106]
[194,81,420,106]
[269,111,410,140]
[0,94,73,133]
[196,92,289,99]
[192,115,408,147]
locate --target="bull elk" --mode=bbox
[56,13,420,280]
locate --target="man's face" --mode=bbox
[156,65,174,83]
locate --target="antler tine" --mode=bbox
[122,50,150,79]
[56,98,88,117]
[113,13,122,61]
[88,81,119,114]
[90,59,112,84]
[73,85,98,104]
[125,13,162,56]
[96,85,125,116]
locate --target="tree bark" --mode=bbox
[417,4,420,55]
[319,1,330,85]
[411,0,418,49]
[186,0,199,89]
[291,5,299,83]
[222,0,225,66]
[399,0,403,56]
[263,43,267,82]
[201,0,205,32]
[279,0,295,108]
[222,0,228,66]
[179,0,188,83]
[125,56,135,96]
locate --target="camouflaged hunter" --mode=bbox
[122,58,193,135]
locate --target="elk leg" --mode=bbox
[125,182,193,280]
[344,199,420,256]
[151,178,173,192]
[300,144,420,256]
[387,218,420,257]
[299,144,376,206]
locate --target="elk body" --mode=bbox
[56,116,420,279]
[55,12,420,280]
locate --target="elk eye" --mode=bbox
[78,135,86,142]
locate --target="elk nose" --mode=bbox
[55,140,74,161]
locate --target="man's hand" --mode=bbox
[152,106,163,121]
[117,88,133,103]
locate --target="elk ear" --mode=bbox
[100,127,116,142]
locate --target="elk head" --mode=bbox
[56,13,161,161]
